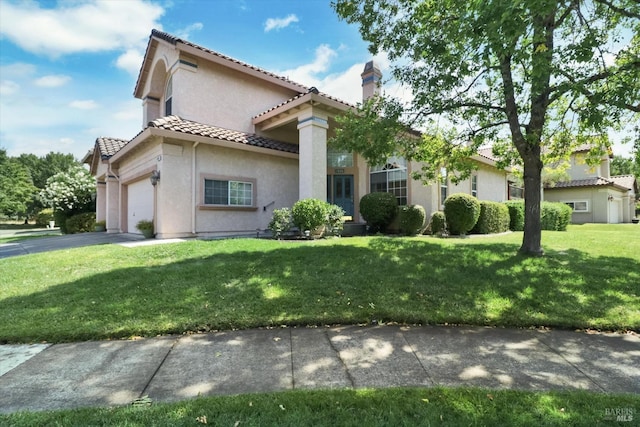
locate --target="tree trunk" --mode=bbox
[520,154,544,256]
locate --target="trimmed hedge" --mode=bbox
[443,193,480,235]
[65,212,96,234]
[292,199,329,234]
[430,211,446,235]
[398,204,426,236]
[360,192,398,233]
[541,201,572,231]
[472,201,510,234]
[504,200,525,231]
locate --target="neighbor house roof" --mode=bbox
[610,174,638,192]
[544,176,632,192]
[147,116,299,154]
[96,137,129,159]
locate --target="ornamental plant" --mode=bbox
[268,208,293,239]
[443,193,480,236]
[359,192,397,233]
[291,198,329,235]
[398,204,426,235]
[39,165,95,215]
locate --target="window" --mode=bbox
[508,182,524,200]
[204,179,253,206]
[327,148,353,167]
[440,168,448,205]
[471,174,478,198]
[164,76,173,116]
[564,201,589,212]
[370,156,407,205]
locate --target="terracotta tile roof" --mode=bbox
[97,137,128,159]
[477,147,498,162]
[253,87,355,120]
[610,175,638,191]
[545,176,632,191]
[150,29,308,92]
[148,116,299,154]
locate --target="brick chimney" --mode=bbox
[361,60,382,101]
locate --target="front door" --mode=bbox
[329,175,354,217]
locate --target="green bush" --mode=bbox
[326,204,346,236]
[472,201,510,234]
[504,200,525,231]
[443,193,480,235]
[292,198,329,235]
[268,208,293,239]
[65,212,96,234]
[398,204,426,235]
[54,211,69,233]
[360,192,398,233]
[541,202,572,231]
[35,208,54,226]
[430,211,446,235]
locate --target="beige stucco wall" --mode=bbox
[568,153,606,180]
[543,186,628,223]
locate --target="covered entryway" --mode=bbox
[127,179,154,233]
[328,174,355,218]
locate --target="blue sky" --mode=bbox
[0,0,635,161]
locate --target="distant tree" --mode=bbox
[332,0,639,256]
[15,152,77,189]
[0,149,37,219]
[611,156,635,176]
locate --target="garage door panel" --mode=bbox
[127,180,154,233]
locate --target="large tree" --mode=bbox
[332,0,639,255]
[0,149,37,219]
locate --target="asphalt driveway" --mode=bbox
[0,231,147,259]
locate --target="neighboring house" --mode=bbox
[83,29,510,238]
[543,145,638,223]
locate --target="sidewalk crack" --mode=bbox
[289,328,295,390]
[324,329,355,388]
[399,329,436,386]
[139,337,179,398]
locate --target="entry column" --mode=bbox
[297,111,328,200]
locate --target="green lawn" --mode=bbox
[2,387,638,426]
[1,224,638,343]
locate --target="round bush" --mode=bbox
[430,211,446,235]
[541,201,572,231]
[326,204,346,236]
[443,193,480,235]
[65,212,96,234]
[268,207,293,239]
[292,198,329,234]
[35,208,54,226]
[504,200,525,231]
[359,192,398,233]
[398,204,426,235]
[472,201,510,234]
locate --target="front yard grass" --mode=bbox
[1,224,638,343]
[2,387,639,426]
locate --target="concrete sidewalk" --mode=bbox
[1,325,638,414]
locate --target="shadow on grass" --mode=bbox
[0,237,638,343]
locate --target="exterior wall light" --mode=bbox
[150,170,161,186]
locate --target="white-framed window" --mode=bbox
[370,155,407,205]
[564,200,589,212]
[165,75,173,116]
[471,174,478,198]
[327,147,354,168]
[204,178,254,207]
[440,167,448,205]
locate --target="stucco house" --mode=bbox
[543,145,638,223]
[84,30,511,238]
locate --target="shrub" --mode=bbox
[359,192,398,233]
[398,204,426,235]
[541,202,572,231]
[292,198,329,235]
[443,193,480,235]
[35,208,54,226]
[65,212,96,234]
[430,211,446,235]
[326,204,346,236]
[268,208,293,239]
[54,211,69,233]
[504,200,525,231]
[472,201,510,234]
[136,219,154,238]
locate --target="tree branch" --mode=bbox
[593,0,640,19]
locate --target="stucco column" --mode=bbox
[105,175,120,233]
[96,180,106,222]
[297,111,328,200]
[142,96,160,126]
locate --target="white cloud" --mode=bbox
[116,49,145,75]
[264,14,299,32]
[0,0,164,57]
[70,100,100,110]
[34,74,71,88]
[0,62,37,78]
[0,80,20,96]
[175,22,203,40]
[279,44,337,87]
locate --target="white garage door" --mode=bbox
[609,199,620,224]
[127,179,154,233]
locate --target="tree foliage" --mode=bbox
[39,165,95,215]
[332,0,639,255]
[0,149,37,218]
